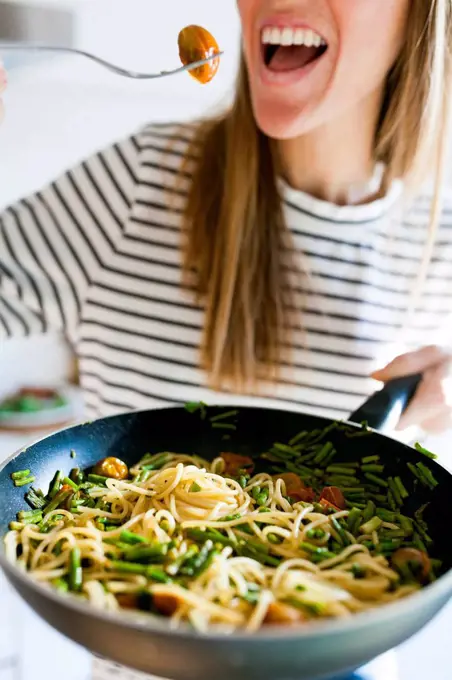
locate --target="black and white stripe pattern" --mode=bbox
[1,123,451,421]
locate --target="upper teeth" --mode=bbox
[261,26,325,48]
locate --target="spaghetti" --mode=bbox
[4,425,438,632]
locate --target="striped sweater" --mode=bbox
[1,123,451,422]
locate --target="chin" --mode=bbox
[251,98,317,141]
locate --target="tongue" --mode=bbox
[268,45,320,72]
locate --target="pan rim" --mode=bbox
[1,403,451,643]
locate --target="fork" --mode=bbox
[0,42,224,80]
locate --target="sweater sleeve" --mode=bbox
[0,133,142,340]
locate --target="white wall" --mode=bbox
[0,0,241,206]
[0,0,240,394]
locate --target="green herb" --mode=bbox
[70,450,77,459]
[190,482,202,493]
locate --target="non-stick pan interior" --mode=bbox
[1,406,451,571]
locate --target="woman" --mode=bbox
[1,5,452,429]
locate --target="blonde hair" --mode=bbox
[183,0,452,390]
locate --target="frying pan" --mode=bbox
[1,374,452,680]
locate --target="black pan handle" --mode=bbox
[349,373,423,433]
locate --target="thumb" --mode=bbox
[371,345,448,381]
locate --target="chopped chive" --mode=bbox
[361,455,380,464]
[364,473,388,488]
[11,469,31,480]
[14,476,35,487]
[209,409,238,423]
[414,442,438,460]
[69,547,82,591]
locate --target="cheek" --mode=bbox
[331,0,409,98]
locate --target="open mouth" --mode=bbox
[262,26,328,73]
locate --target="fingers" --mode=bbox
[396,361,452,433]
[371,345,450,382]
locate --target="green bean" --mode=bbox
[345,500,366,509]
[141,454,169,471]
[44,488,72,514]
[361,455,380,464]
[347,508,362,534]
[24,487,46,510]
[394,477,409,499]
[87,473,109,486]
[330,517,350,546]
[187,528,235,548]
[342,487,366,495]
[388,479,403,507]
[18,508,42,520]
[69,468,84,485]
[289,431,308,446]
[414,442,438,460]
[120,531,148,545]
[124,543,168,563]
[360,516,382,534]
[212,423,236,430]
[362,500,376,523]
[361,464,385,473]
[378,540,402,553]
[364,473,388,488]
[146,567,172,583]
[168,545,199,576]
[53,578,69,593]
[407,462,423,484]
[210,409,238,423]
[398,515,413,536]
[48,471,62,499]
[134,469,153,484]
[300,542,336,560]
[62,476,79,491]
[313,442,334,465]
[326,466,357,476]
[416,462,438,489]
[110,561,149,575]
[69,547,82,591]
[11,469,31,480]
[14,476,35,487]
